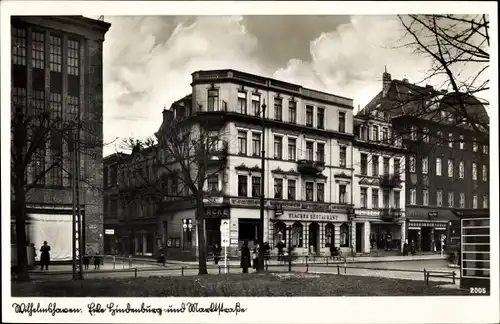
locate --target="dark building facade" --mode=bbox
[11,16,111,259]
[359,69,489,253]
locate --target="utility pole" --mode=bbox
[257,101,267,272]
[71,130,84,280]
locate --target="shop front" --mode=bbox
[370,222,402,252]
[407,220,447,252]
[271,210,349,256]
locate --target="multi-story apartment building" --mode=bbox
[352,112,406,254]
[151,69,357,260]
[10,16,110,260]
[359,69,489,253]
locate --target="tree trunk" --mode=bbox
[14,176,30,281]
[196,195,208,275]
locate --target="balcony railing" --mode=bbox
[207,141,228,165]
[380,208,402,220]
[297,160,326,175]
[379,174,402,187]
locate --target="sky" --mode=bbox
[98,14,484,155]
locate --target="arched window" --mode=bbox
[273,221,286,247]
[340,223,349,247]
[291,222,303,248]
[325,223,335,247]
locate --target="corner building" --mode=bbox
[156,70,357,260]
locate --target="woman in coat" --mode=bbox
[240,240,251,273]
[40,241,51,270]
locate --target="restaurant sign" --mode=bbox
[280,211,347,222]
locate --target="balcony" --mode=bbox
[380,208,402,220]
[379,174,402,188]
[297,160,326,175]
[207,141,228,166]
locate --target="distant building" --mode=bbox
[358,69,489,253]
[11,16,111,259]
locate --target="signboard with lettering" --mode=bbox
[220,220,230,247]
[279,211,348,223]
[105,229,115,235]
[409,221,446,228]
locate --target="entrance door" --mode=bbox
[308,222,319,254]
[206,218,221,253]
[421,227,432,251]
[356,223,363,253]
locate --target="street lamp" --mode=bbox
[257,101,267,272]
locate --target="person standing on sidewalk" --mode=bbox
[93,252,101,270]
[213,244,221,265]
[240,241,251,273]
[40,241,51,270]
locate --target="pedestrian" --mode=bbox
[83,253,90,270]
[252,243,259,269]
[94,252,101,270]
[276,240,285,262]
[329,243,336,260]
[263,242,270,262]
[410,240,416,255]
[40,241,51,270]
[402,239,409,256]
[213,244,221,265]
[240,240,251,273]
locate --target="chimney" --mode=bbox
[382,66,392,97]
[162,106,174,122]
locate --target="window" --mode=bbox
[237,91,247,114]
[460,193,465,208]
[287,179,296,200]
[317,183,325,202]
[12,87,26,109]
[274,178,283,199]
[473,139,478,152]
[33,89,45,115]
[49,35,62,72]
[422,157,428,174]
[472,163,477,180]
[251,177,261,197]
[31,146,46,184]
[360,188,367,208]
[372,155,379,176]
[448,160,453,178]
[482,165,487,181]
[436,158,442,176]
[361,154,368,175]
[274,136,283,159]
[436,131,443,145]
[483,196,488,208]
[339,185,346,204]
[459,134,464,149]
[318,108,325,129]
[422,189,428,206]
[448,192,454,207]
[238,176,247,197]
[288,138,296,160]
[306,182,314,201]
[339,223,349,247]
[383,157,390,176]
[410,126,417,141]
[67,95,79,122]
[208,89,219,112]
[383,190,390,208]
[252,133,261,156]
[382,128,388,143]
[238,131,247,155]
[291,222,303,248]
[394,191,400,209]
[306,142,314,161]
[32,31,45,69]
[483,145,488,154]
[409,155,416,173]
[252,94,260,116]
[448,133,453,148]
[410,188,416,205]
[288,101,297,123]
[472,195,478,209]
[339,146,346,168]
[372,189,379,209]
[306,105,313,127]
[394,159,400,177]
[274,97,282,121]
[459,161,464,178]
[316,143,325,162]
[338,111,346,133]
[12,27,27,65]
[372,125,379,141]
[67,39,79,76]
[207,174,218,192]
[437,190,443,207]
[422,127,429,143]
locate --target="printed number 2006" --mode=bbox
[470,287,487,294]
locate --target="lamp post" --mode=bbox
[287,225,292,272]
[257,101,267,272]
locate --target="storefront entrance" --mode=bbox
[355,223,363,253]
[308,222,320,255]
[421,227,432,251]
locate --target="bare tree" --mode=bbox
[397,14,490,139]
[122,111,228,275]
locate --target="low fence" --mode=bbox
[29,255,457,286]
